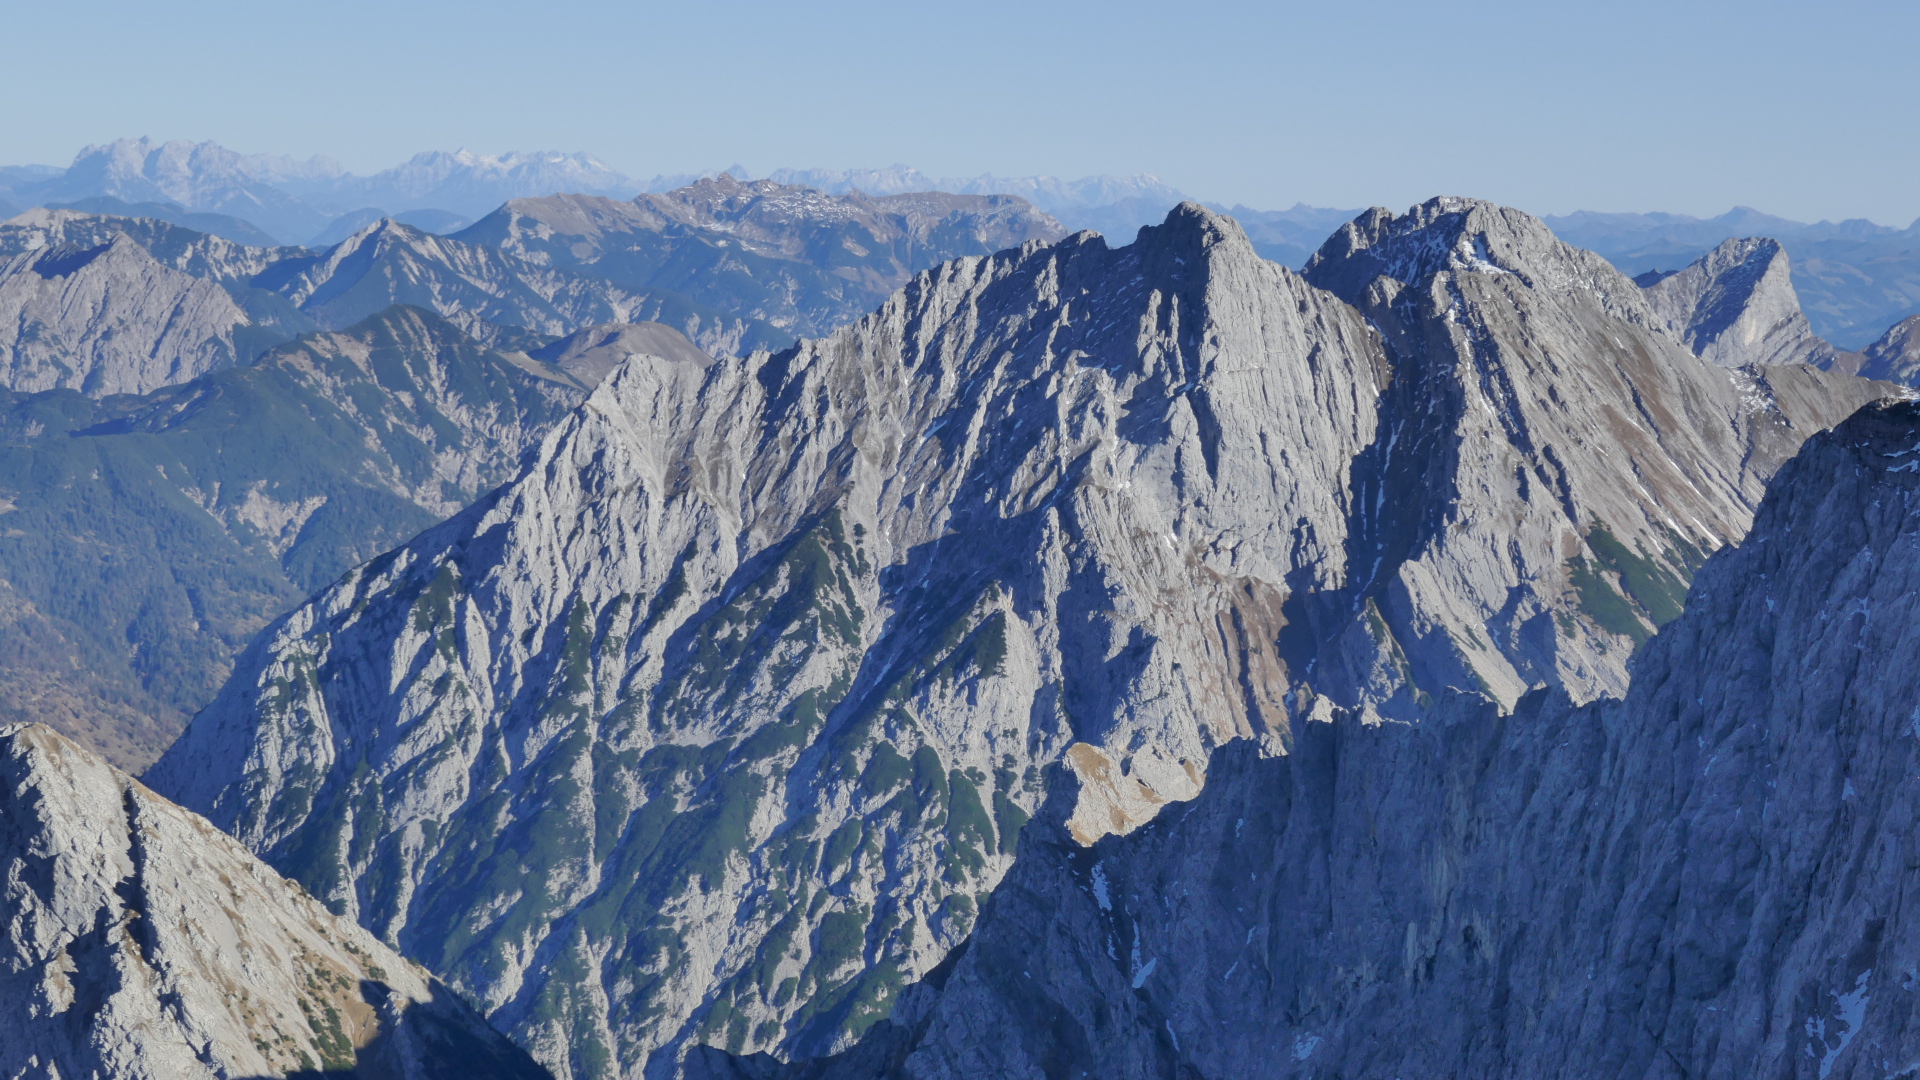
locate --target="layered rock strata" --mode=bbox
[0,233,255,395]
[746,396,1920,1080]
[155,200,1894,1078]
[1642,236,1842,368]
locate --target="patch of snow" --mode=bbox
[1090,861,1112,912]
[1132,957,1157,989]
[1806,969,1872,1079]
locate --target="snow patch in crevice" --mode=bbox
[1806,968,1872,1079]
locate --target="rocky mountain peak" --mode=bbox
[1858,313,1920,384]
[153,198,1897,1078]
[1308,198,1541,289]
[0,227,252,395]
[1642,235,1839,367]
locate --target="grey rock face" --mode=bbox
[771,397,1920,1080]
[1,206,304,284]
[156,200,1891,1078]
[1859,315,1920,385]
[154,205,1387,1077]
[454,177,1066,338]
[259,218,787,358]
[0,208,787,386]
[1294,199,1888,715]
[1546,208,1920,350]
[1643,236,1841,367]
[0,232,253,395]
[0,721,550,1079]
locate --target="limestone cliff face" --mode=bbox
[0,722,549,1079]
[1643,236,1840,368]
[1295,200,1886,712]
[0,233,253,395]
[737,395,1920,1080]
[153,205,1388,1077]
[1860,314,1920,385]
[155,202,1891,1079]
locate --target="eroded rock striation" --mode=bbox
[1859,314,1920,385]
[155,200,1892,1078]
[0,232,256,395]
[1641,236,1842,368]
[0,721,550,1079]
[1292,200,1884,710]
[751,396,1920,1080]
[0,207,784,392]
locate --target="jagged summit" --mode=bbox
[1642,236,1840,367]
[154,199,1892,1078]
[1858,314,1920,384]
[1304,196,1639,309]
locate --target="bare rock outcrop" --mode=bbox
[0,233,252,395]
[154,201,1895,1078]
[747,396,1920,1080]
[0,722,549,1079]
[1858,314,1920,385]
[1642,235,1842,367]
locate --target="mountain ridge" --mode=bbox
[723,394,1920,1079]
[153,199,1895,1078]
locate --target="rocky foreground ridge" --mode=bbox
[715,396,1920,1080]
[151,198,1896,1078]
[0,721,549,1079]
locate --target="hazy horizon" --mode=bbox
[4,0,1915,226]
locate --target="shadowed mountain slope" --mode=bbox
[153,200,1890,1078]
[733,396,1920,1080]
[0,306,594,769]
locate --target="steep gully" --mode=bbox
[154,199,1900,1078]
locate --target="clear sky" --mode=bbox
[2,0,1915,225]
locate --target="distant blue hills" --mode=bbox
[3,140,1912,348]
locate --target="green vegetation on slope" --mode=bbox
[0,305,583,769]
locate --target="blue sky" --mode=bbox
[2,0,1915,224]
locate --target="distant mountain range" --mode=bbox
[5,160,1920,1075]
[1548,208,1920,349]
[4,141,1915,349]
